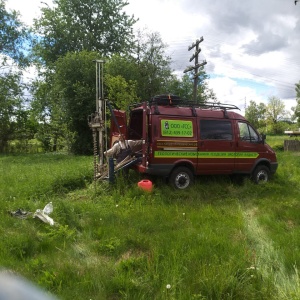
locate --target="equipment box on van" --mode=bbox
[108,94,278,189]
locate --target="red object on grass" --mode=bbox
[138,180,153,192]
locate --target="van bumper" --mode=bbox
[143,164,173,177]
[270,162,278,174]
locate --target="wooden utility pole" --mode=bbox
[184,37,207,102]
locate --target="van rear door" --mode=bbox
[197,119,235,174]
[141,102,148,169]
[109,109,127,146]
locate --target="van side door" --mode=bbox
[150,117,197,176]
[197,119,235,174]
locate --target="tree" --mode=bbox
[105,31,175,101]
[166,74,193,99]
[166,73,216,103]
[245,100,266,129]
[265,96,287,134]
[105,74,139,110]
[32,0,137,66]
[134,30,174,100]
[0,73,24,152]
[105,54,140,85]
[266,96,286,123]
[32,51,102,154]
[30,77,72,152]
[31,51,142,154]
[0,0,32,152]
[197,76,217,103]
[0,0,31,67]
[106,31,216,103]
[31,0,138,153]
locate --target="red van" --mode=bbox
[109,95,278,189]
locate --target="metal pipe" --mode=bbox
[108,157,114,183]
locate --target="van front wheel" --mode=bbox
[170,167,194,189]
[252,165,270,184]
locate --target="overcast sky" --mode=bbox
[6,0,300,114]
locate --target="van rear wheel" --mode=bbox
[252,165,270,184]
[170,167,194,189]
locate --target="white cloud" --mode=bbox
[5,0,300,115]
[207,76,265,114]
[5,0,52,26]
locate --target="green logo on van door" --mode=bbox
[161,120,193,137]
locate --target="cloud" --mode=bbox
[6,0,300,114]
[242,32,289,55]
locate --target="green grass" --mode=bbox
[1,138,300,299]
[0,153,92,201]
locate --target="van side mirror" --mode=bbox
[260,134,266,144]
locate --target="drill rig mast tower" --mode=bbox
[88,60,106,180]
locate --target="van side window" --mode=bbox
[200,120,233,140]
[238,122,259,143]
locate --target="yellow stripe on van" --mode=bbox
[155,151,197,158]
[198,152,235,158]
[198,152,259,158]
[235,152,259,158]
[154,151,259,159]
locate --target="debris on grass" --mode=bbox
[33,202,55,226]
[10,209,32,219]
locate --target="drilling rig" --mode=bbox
[88,60,137,181]
[88,60,107,180]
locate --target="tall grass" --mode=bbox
[0,153,92,201]
[1,140,300,299]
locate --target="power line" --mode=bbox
[164,36,300,94]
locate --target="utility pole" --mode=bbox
[184,37,207,102]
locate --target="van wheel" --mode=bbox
[252,165,270,184]
[170,167,194,189]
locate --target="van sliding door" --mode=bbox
[198,119,235,174]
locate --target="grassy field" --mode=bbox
[1,136,300,299]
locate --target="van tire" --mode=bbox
[170,167,194,189]
[252,165,270,184]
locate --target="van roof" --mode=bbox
[129,95,246,121]
[148,105,246,120]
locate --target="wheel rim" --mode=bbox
[256,170,268,183]
[175,172,190,189]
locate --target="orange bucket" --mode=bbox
[138,180,153,192]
